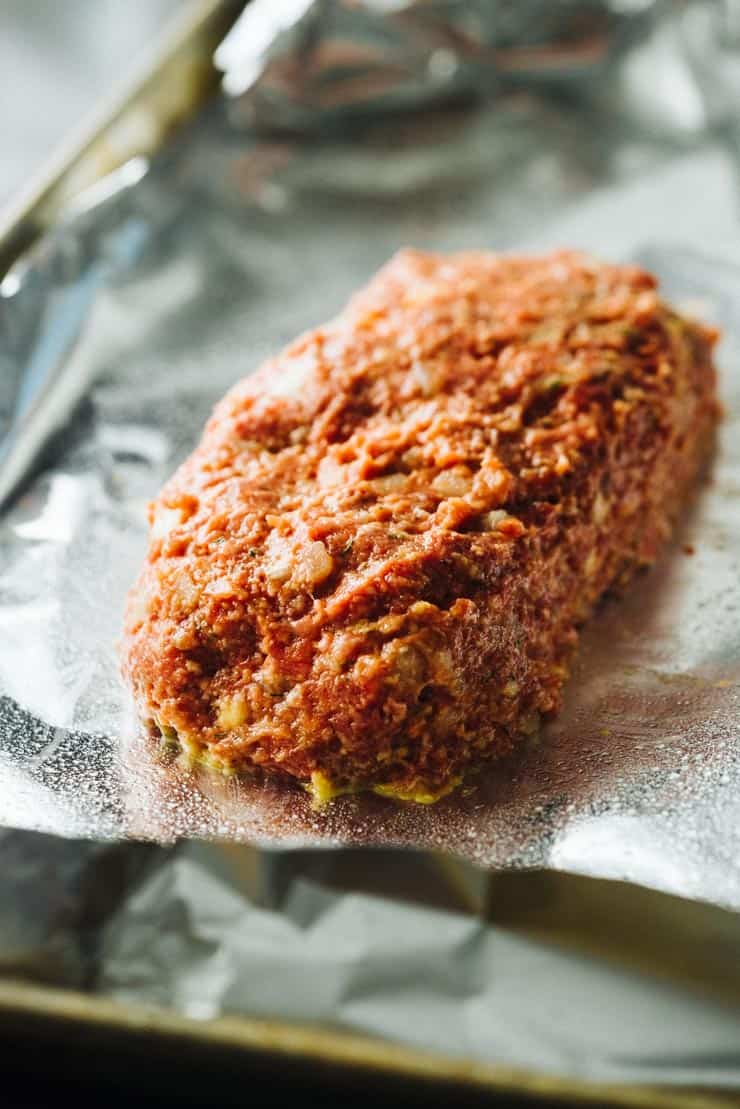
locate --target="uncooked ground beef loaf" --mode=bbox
[122,250,719,804]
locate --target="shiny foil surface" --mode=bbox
[2,91,740,893]
[1,1,740,1091]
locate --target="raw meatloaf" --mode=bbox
[122,250,719,805]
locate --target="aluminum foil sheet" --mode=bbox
[2,1,740,1094]
[214,0,656,130]
[1,2,740,914]
[214,0,740,137]
[96,841,740,1089]
[2,831,740,1090]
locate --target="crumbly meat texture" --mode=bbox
[122,250,719,804]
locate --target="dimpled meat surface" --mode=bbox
[122,250,719,804]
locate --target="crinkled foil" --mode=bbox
[2,0,740,1091]
[214,0,740,138]
[215,0,656,130]
[95,841,740,1088]
[3,85,740,897]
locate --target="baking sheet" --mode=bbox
[2,3,740,1097]
[3,828,740,1092]
[96,840,740,1089]
[1,1,740,911]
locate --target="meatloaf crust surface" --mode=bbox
[122,250,719,804]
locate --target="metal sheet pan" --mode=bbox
[2,3,740,1103]
[1,976,737,1109]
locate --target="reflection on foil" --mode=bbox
[215,0,740,144]
[215,0,655,128]
[0,827,153,987]
[0,162,155,510]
